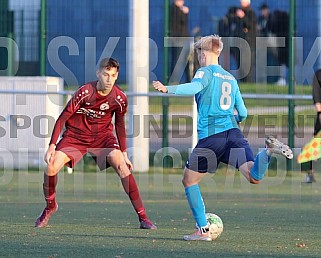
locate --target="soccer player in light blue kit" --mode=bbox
[153,35,293,241]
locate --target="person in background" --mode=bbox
[305,69,321,183]
[236,0,257,83]
[169,0,192,84]
[256,3,278,83]
[218,6,244,75]
[271,10,289,86]
[257,3,272,37]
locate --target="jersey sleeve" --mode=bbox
[234,86,247,122]
[114,91,128,151]
[49,85,91,145]
[166,81,204,95]
[165,67,212,95]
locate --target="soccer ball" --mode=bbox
[202,213,224,240]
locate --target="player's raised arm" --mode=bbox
[153,80,204,95]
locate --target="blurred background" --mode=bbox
[0,0,320,171]
[1,0,320,85]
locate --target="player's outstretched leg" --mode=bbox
[248,136,293,183]
[120,174,157,230]
[35,174,58,227]
[265,136,293,159]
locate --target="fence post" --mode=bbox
[162,0,170,167]
[288,0,296,171]
[7,32,13,76]
[127,0,150,172]
[39,0,46,76]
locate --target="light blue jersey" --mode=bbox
[166,65,247,139]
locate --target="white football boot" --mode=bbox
[265,136,293,159]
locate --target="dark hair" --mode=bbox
[98,57,120,72]
[260,3,268,10]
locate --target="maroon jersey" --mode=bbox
[50,81,127,151]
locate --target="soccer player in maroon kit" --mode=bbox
[35,57,157,229]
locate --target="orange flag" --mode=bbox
[297,130,321,163]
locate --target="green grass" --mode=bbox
[1,170,320,257]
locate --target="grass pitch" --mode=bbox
[0,169,320,258]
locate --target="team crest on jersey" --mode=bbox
[194,71,204,79]
[100,102,109,110]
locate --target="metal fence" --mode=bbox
[0,88,314,151]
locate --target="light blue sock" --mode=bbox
[185,184,207,228]
[250,149,272,180]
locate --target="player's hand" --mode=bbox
[234,109,241,126]
[123,152,133,171]
[153,81,168,93]
[236,9,245,18]
[181,6,189,14]
[44,144,56,164]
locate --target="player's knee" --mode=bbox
[46,165,58,176]
[115,162,130,178]
[182,176,195,187]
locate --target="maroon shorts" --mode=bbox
[55,134,120,170]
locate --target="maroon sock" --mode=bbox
[121,174,147,221]
[43,174,57,209]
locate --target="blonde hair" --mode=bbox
[194,35,223,54]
